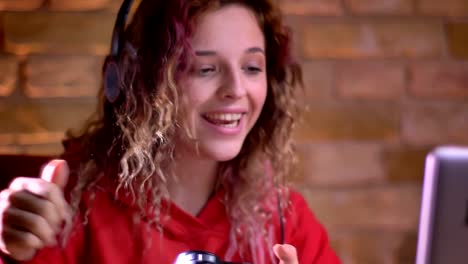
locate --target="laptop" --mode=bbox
[416,146,468,264]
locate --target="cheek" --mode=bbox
[252,80,268,113]
[180,81,210,112]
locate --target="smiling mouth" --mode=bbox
[202,113,244,128]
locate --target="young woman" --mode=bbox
[0,0,340,263]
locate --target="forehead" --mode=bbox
[190,4,265,49]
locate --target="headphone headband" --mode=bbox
[110,0,134,56]
[104,0,134,103]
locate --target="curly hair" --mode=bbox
[62,0,302,262]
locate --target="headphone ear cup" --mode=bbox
[104,59,121,103]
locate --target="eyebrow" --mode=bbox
[194,47,265,56]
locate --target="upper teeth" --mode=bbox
[205,113,242,121]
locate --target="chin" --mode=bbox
[199,143,243,162]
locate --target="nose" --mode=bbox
[217,66,247,100]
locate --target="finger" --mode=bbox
[8,178,70,223]
[9,178,61,201]
[1,225,43,257]
[2,226,41,261]
[9,191,62,232]
[273,244,298,264]
[0,188,12,210]
[40,159,69,189]
[3,207,57,247]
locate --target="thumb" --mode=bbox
[40,159,69,189]
[273,244,298,264]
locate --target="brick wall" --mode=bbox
[0,0,467,263]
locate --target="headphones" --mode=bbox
[103,0,134,103]
[104,0,285,248]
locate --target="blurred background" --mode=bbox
[0,0,467,263]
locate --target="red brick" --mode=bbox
[16,132,65,145]
[345,0,413,15]
[302,21,445,59]
[106,0,120,12]
[282,16,303,56]
[382,145,432,183]
[0,132,64,149]
[48,0,111,11]
[0,55,18,96]
[22,143,64,156]
[4,12,114,55]
[0,0,43,11]
[0,143,62,156]
[409,61,468,99]
[336,62,405,100]
[446,23,468,59]
[301,61,333,100]
[107,0,140,14]
[418,0,468,17]
[279,0,344,16]
[0,134,14,145]
[0,145,20,154]
[296,142,385,187]
[294,101,400,141]
[299,185,421,231]
[0,13,4,47]
[396,232,419,264]
[0,100,97,143]
[331,231,417,264]
[402,102,468,146]
[25,55,103,98]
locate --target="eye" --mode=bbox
[197,65,217,77]
[243,65,263,75]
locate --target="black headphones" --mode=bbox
[104,0,286,260]
[103,0,134,103]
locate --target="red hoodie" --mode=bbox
[1,186,340,264]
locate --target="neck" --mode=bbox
[168,152,219,216]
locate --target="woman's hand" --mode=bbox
[0,160,70,261]
[273,244,298,264]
